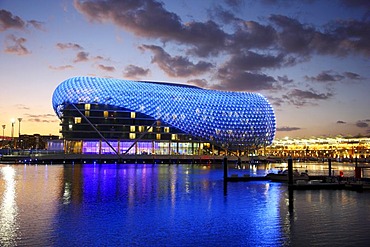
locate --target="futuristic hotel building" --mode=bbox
[52,77,276,155]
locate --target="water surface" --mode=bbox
[0,163,369,246]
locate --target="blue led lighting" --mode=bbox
[52,77,276,149]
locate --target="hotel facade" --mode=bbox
[52,77,276,156]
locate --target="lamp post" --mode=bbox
[11,118,15,148]
[18,118,22,149]
[1,125,5,147]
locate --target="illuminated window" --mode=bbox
[164,127,170,133]
[171,134,177,140]
[104,111,108,118]
[129,133,136,139]
[68,124,73,130]
[148,126,153,132]
[138,126,144,132]
[130,126,135,132]
[85,104,90,116]
[74,117,81,124]
[131,112,136,118]
[156,134,161,140]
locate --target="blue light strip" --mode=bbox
[52,77,276,149]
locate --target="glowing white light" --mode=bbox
[0,166,18,243]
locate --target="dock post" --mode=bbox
[287,157,294,211]
[288,157,293,185]
[328,158,332,177]
[355,157,361,179]
[223,156,228,180]
[237,157,241,168]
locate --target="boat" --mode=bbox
[266,169,309,182]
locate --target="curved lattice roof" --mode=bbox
[52,77,276,149]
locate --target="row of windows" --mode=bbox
[128,133,178,140]
[77,110,137,119]
[71,119,171,134]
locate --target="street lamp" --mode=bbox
[18,118,22,136]
[18,118,22,149]
[1,125,5,147]
[11,118,15,148]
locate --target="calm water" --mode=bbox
[0,163,369,246]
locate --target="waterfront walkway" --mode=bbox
[1,153,248,165]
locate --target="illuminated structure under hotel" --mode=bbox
[265,136,370,161]
[52,77,276,155]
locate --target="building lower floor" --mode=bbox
[63,139,217,156]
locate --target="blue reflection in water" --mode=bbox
[56,164,285,246]
[1,163,370,246]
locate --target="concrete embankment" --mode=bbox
[0,153,252,165]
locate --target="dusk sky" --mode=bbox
[0,0,369,139]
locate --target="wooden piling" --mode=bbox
[223,156,228,179]
[288,158,293,185]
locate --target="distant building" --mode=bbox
[265,136,370,161]
[19,134,59,150]
[52,77,276,155]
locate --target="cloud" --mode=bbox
[187,79,208,88]
[223,0,244,8]
[74,0,183,39]
[15,104,30,110]
[277,75,294,84]
[211,6,242,24]
[318,19,370,56]
[342,2,369,25]
[305,70,364,82]
[283,88,333,107]
[27,20,44,30]
[228,21,277,52]
[25,114,59,123]
[74,51,89,62]
[270,15,370,57]
[0,9,26,31]
[123,65,149,78]
[343,71,363,80]
[305,71,344,82]
[97,64,115,72]
[337,120,346,124]
[4,34,31,55]
[276,126,301,132]
[214,69,276,91]
[140,45,213,77]
[73,0,370,91]
[74,0,227,57]
[49,65,74,70]
[74,1,370,59]
[221,51,289,72]
[56,42,83,50]
[267,96,285,107]
[356,121,369,128]
[0,9,44,32]
[341,0,370,9]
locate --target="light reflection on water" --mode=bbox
[232,161,370,177]
[0,166,18,247]
[0,163,369,246]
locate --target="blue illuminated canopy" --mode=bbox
[52,77,276,149]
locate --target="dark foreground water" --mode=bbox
[0,163,369,247]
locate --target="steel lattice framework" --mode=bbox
[52,77,276,149]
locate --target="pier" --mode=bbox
[222,157,370,192]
